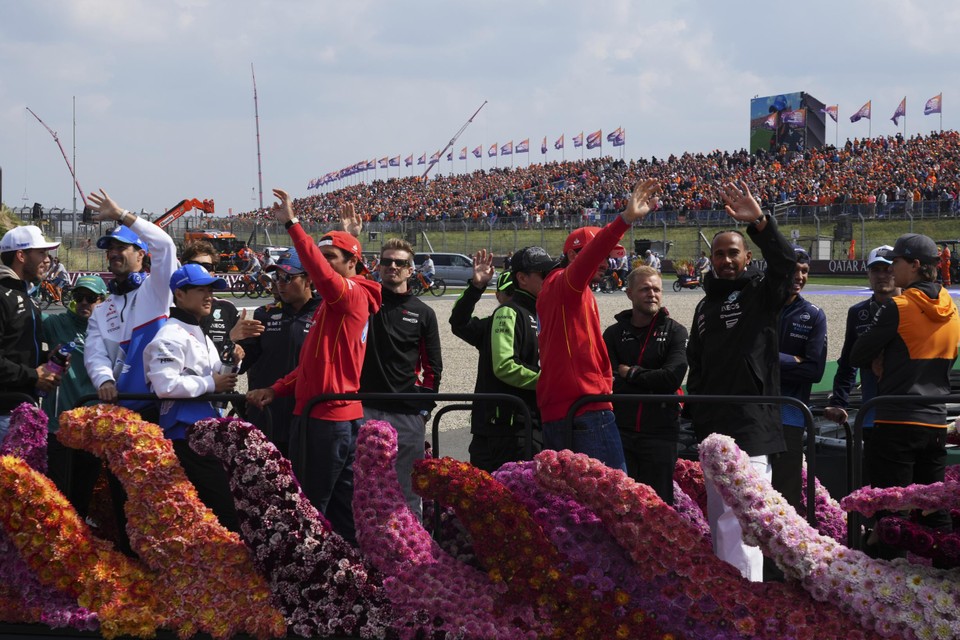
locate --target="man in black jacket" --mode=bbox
[603,265,687,504]
[449,249,511,348]
[360,238,442,522]
[686,182,796,581]
[0,225,62,439]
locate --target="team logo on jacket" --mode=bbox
[858,309,870,321]
[727,291,740,303]
[799,312,811,322]
[361,319,369,343]
[213,308,222,320]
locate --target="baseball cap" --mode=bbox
[792,246,810,263]
[0,226,60,252]
[496,269,514,292]
[510,246,555,276]
[73,275,108,296]
[169,263,228,292]
[889,233,940,264]
[318,231,367,274]
[265,249,305,275]
[866,245,894,267]
[97,226,148,251]
[563,227,601,255]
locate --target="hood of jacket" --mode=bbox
[902,281,956,323]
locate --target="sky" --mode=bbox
[2,0,960,217]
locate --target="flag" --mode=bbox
[606,127,622,142]
[821,105,838,122]
[404,155,413,167]
[501,141,513,155]
[389,156,400,167]
[308,178,316,189]
[586,129,602,149]
[573,132,583,147]
[473,145,482,158]
[761,112,778,130]
[365,159,376,170]
[554,134,564,150]
[850,100,871,123]
[446,151,452,161]
[417,153,426,165]
[891,97,906,126]
[488,143,497,157]
[516,138,529,153]
[782,109,806,128]
[925,93,942,115]
[611,128,625,147]
[429,151,440,165]
[379,157,389,169]
[541,136,547,154]
[459,147,467,160]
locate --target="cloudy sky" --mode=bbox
[2,0,958,216]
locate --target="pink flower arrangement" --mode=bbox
[800,464,847,543]
[673,458,707,514]
[874,516,960,567]
[699,433,960,639]
[842,479,960,517]
[188,417,392,638]
[58,405,286,639]
[355,419,537,639]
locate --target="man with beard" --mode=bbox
[603,265,687,503]
[686,181,796,581]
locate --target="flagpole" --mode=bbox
[835,105,839,148]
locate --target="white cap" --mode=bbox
[0,226,60,252]
[866,245,894,267]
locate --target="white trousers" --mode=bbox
[705,454,771,582]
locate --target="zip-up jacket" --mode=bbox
[686,215,796,456]
[85,216,177,409]
[41,307,96,431]
[450,280,489,348]
[602,308,688,441]
[360,287,442,414]
[778,295,827,428]
[202,298,240,364]
[537,215,630,423]
[144,309,226,440]
[270,223,381,421]
[473,288,540,435]
[0,266,44,411]
[828,296,885,427]
[850,281,960,427]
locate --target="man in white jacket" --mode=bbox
[144,263,241,530]
[84,189,179,421]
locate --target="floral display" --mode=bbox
[670,479,712,541]
[355,419,538,639]
[874,516,960,568]
[800,464,847,543]
[699,433,960,639]
[841,478,960,517]
[673,457,707,514]
[58,405,286,639]
[188,417,392,638]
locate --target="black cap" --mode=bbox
[510,246,555,276]
[889,233,940,264]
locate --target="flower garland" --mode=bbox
[415,456,665,640]
[670,479,712,542]
[874,516,960,568]
[673,458,707,515]
[0,403,98,631]
[58,405,285,640]
[188,417,393,638]
[355,419,541,639]
[842,479,960,518]
[800,464,847,543]
[699,433,960,639]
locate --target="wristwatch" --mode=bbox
[419,409,432,422]
[749,213,767,228]
[284,217,299,229]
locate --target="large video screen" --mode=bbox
[750,92,827,154]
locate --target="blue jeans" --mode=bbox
[543,410,627,472]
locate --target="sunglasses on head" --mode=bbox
[380,258,411,268]
[274,271,304,283]
[73,290,103,304]
[185,260,216,273]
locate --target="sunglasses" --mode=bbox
[380,258,411,268]
[274,271,304,283]
[73,290,103,304]
[185,260,216,273]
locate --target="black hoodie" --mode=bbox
[0,267,45,410]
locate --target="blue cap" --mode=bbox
[265,249,305,275]
[97,226,148,251]
[169,263,228,292]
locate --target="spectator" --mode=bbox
[47,256,69,292]
[246,189,381,545]
[644,250,661,272]
[685,182,797,581]
[537,179,660,471]
[0,225,62,438]
[603,265,688,504]
[469,246,552,472]
[239,249,319,458]
[772,248,827,513]
[144,264,241,531]
[359,234,442,522]
[420,253,436,288]
[695,251,710,277]
[824,245,899,485]
[84,189,178,422]
[851,233,960,559]
[42,276,108,513]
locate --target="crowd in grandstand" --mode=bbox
[234,130,960,224]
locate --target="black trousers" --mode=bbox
[619,430,678,505]
[172,439,240,533]
[469,429,543,473]
[771,425,805,513]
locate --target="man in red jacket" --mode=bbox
[247,188,381,545]
[537,179,659,470]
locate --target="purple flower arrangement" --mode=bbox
[874,516,960,568]
[800,464,847,543]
